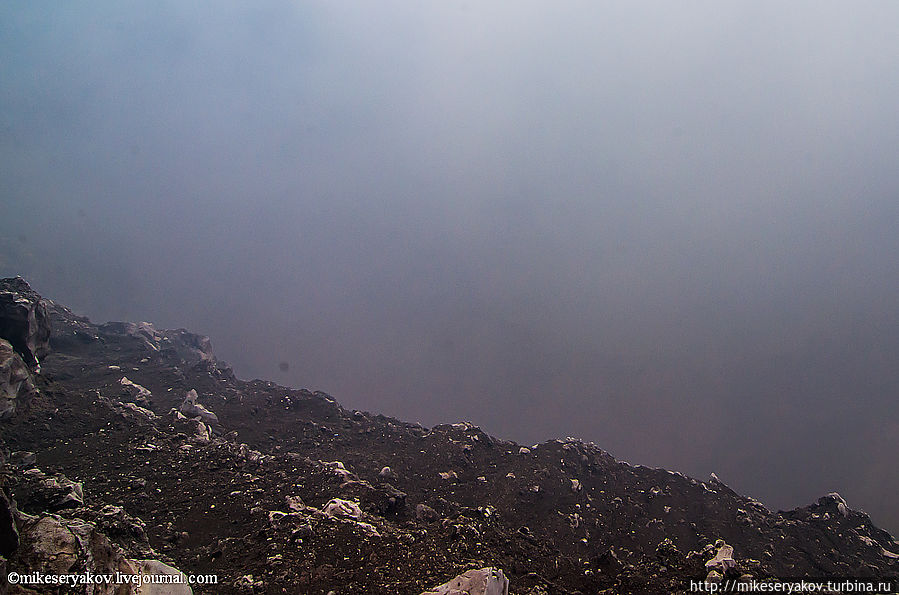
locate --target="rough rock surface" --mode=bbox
[180,389,220,426]
[422,567,510,595]
[0,339,37,419]
[704,540,736,574]
[10,503,193,595]
[120,376,153,406]
[0,276,51,370]
[0,279,896,593]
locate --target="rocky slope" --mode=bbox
[1,277,897,594]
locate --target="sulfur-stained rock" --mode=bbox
[705,541,736,573]
[421,567,509,595]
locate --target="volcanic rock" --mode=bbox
[120,376,152,406]
[0,339,37,419]
[323,498,363,520]
[180,389,220,426]
[0,277,50,371]
[705,540,737,574]
[422,567,509,595]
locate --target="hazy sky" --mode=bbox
[2,1,898,534]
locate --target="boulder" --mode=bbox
[120,376,152,405]
[705,540,737,573]
[164,329,216,369]
[285,495,305,512]
[820,492,851,518]
[101,321,164,351]
[117,401,158,421]
[0,276,51,371]
[180,389,219,426]
[322,460,354,479]
[19,515,82,573]
[0,339,37,419]
[99,322,224,374]
[323,498,363,520]
[19,468,84,511]
[89,504,150,552]
[421,567,509,595]
[16,512,193,594]
[191,420,211,443]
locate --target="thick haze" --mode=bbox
[2,2,898,533]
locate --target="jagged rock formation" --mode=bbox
[1,466,194,595]
[0,277,50,419]
[422,567,509,595]
[180,389,220,427]
[0,277,896,593]
[0,277,51,372]
[0,339,37,420]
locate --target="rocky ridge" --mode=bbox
[0,277,896,593]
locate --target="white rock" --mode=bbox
[705,542,736,573]
[180,389,219,426]
[323,498,362,519]
[421,567,509,595]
